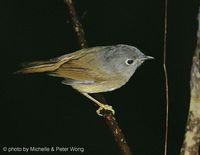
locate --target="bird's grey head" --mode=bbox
[100,44,154,81]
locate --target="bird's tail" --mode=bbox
[15,60,58,74]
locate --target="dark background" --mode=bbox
[1,0,199,155]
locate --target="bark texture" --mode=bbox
[180,7,200,155]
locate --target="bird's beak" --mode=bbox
[139,55,154,61]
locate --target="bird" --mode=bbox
[16,44,154,116]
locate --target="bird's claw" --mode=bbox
[96,104,115,116]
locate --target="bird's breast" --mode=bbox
[71,79,127,94]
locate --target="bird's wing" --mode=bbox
[49,49,109,82]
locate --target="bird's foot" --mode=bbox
[96,104,115,116]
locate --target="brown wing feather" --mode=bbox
[50,51,108,82]
[17,47,109,82]
[16,47,100,74]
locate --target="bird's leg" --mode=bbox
[81,92,115,116]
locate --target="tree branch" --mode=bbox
[65,0,87,48]
[64,0,132,155]
[163,0,169,154]
[180,6,200,155]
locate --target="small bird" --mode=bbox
[17,44,154,116]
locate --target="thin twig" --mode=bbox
[64,0,132,155]
[163,0,169,154]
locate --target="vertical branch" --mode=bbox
[64,0,87,48]
[163,0,169,154]
[180,6,200,155]
[64,0,132,155]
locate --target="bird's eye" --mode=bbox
[125,59,134,65]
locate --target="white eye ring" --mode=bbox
[125,59,134,65]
